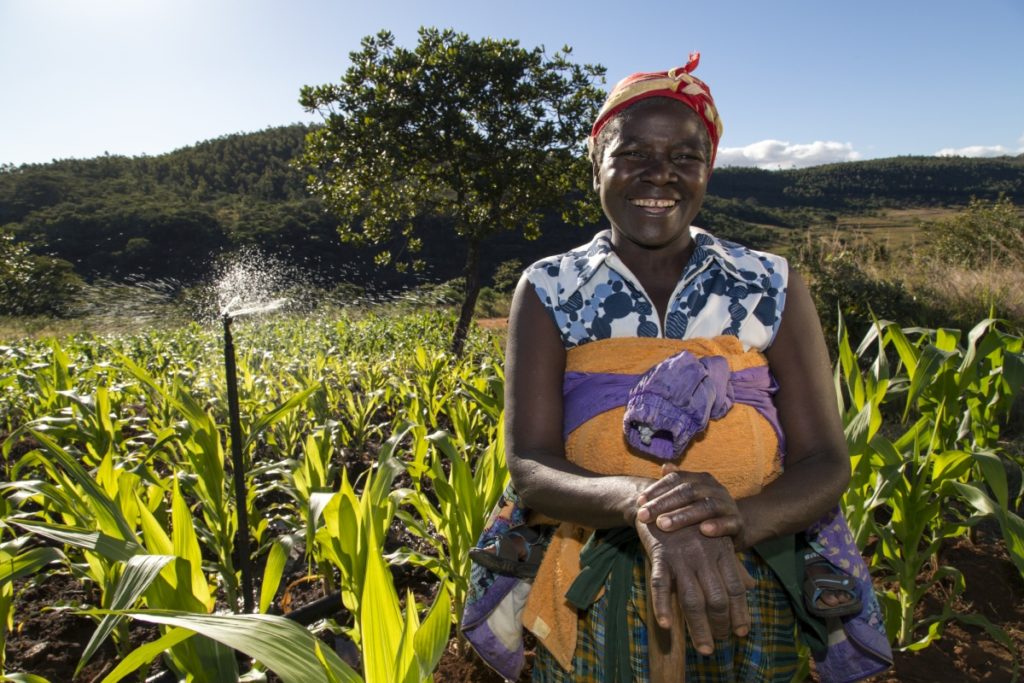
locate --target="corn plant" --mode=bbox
[0,537,64,675]
[90,610,360,683]
[390,421,509,634]
[835,314,1024,651]
[312,441,403,614]
[404,347,456,429]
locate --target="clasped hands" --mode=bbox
[633,464,753,656]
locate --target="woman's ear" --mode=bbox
[592,157,601,192]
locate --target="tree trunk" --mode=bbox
[451,236,482,357]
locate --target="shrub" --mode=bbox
[793,232,929,345]
[929,195,1024,267]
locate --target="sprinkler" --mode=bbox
[218,297,285,614]
[216,260,286,614]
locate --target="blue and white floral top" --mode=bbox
[525,227,789,351]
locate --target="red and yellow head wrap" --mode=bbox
[589,52,723,167]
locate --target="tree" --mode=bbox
[0,228,84,316]
[299,28,605,354]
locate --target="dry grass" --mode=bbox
[912,263,1024,323]
[796,206,1024,333]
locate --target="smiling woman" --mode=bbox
[462,54,893,683]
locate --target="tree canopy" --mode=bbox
[298,27,606,353]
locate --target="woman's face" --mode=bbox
[593,98,710,254]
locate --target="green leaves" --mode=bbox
[836,314,1024,648]
[92,610,361,683]
[1,311,511,680]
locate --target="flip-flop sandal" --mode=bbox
[469,526,543,578]
[803,551,862,619]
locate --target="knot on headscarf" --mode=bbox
[623,351,734,459]
[589,52,723,166]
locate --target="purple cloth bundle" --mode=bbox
[563,350,783,460]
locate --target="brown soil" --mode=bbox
[4,533,1020,681]
[476,317,509,330]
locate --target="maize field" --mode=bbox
[0,310,1021,681]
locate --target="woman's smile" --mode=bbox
[630,197,679,213]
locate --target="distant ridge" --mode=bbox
[2,125,1022,288]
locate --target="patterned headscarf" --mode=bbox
[589,52,723,167]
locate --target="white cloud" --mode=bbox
[934,145,1015,158]
[717,140,862,170]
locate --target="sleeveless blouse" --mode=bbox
[524,226,788,350]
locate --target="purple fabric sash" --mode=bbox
[563,351,784,460]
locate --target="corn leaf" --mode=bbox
[91,610,361,683]
[0,674,54,683]
[972,450,1011,510]
[259,536,292,614]
[99,626,202,683]
[360,518,405,683]
[949,481,1024,579]
[9,520,139,563]
[77,554,175,675]
[171,477,213,609]
[0,546,64,586]
[27,429,138,543]
[244,383,319,452]
[413,584,452,680]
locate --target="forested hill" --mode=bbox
[2,124,1022,291]
[709,156,1024,208]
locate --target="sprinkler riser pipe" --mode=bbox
[223,315,255,614]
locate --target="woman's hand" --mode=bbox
[635,514,754,655]
[635,465,747,547]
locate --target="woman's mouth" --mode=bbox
[630,198,678,214]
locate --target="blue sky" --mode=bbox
[1,0,1022,168]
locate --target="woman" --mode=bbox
[464,55,891,682]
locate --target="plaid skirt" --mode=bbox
[531,549,799,682]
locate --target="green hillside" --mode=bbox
[2,125,1021,293]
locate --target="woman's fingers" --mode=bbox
[676,570,715,655]
[718,552,752,637]
[636,471,744,541]
[636,468,698,507]
[647,552,675,629]
[654,496,734,532]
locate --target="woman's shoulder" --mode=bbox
[523,230,614,298]
[690,227,788,282]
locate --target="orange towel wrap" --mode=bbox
[523,336,783,671]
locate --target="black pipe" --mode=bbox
[223,315,255,615]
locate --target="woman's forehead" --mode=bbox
[613,99,708,141]
[619,97,703,124]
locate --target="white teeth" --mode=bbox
[631,198,677,208]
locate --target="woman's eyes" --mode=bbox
[618,149,701,163]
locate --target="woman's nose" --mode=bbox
[640,157,677,184]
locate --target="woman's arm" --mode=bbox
[504,274,650,528]
[636,269,851,549]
